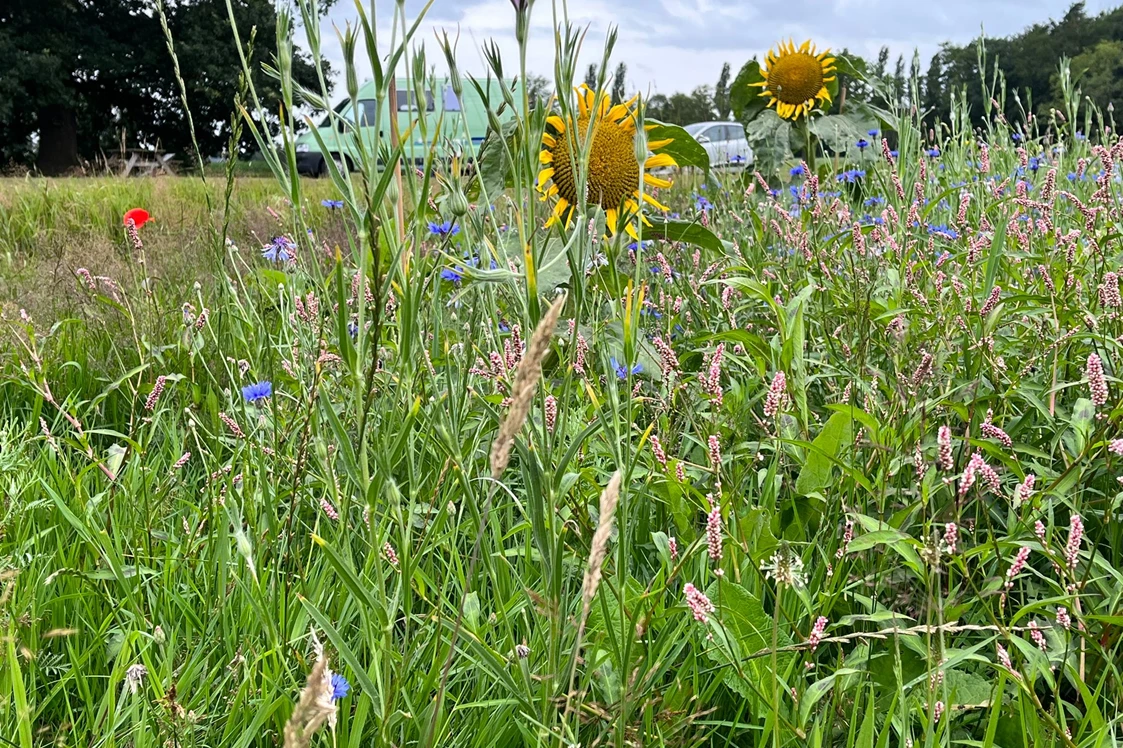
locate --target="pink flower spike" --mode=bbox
[683,583,715,623]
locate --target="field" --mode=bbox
[2,24,1123,748]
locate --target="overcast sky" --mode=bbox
[316,0,1118,96]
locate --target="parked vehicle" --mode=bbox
[683,121,753,168]
[294,77,521,176]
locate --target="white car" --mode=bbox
[684,121,753,169]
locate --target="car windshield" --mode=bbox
[684,123,709,136]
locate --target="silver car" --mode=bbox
[684,121,753,169]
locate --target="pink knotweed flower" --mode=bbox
[979,142,990,173]
[707,434,722,471]
[650,435,668,468]
[721,285,734,310]
[1099,271,1122,309]
[702,344,725,403]
[219,412,245,439]
[1005,546,1031,588]
[574,333,589,376]
[145,375,167,411]
[979,285,1002,316]
[937,426,954,471]
[807,616,828,652]
[320,498,339,521]
[1034,520,1047,544]
[1013,474,1036,506]
[981,410,1012,447]
[683,583,716,623]
[933,701,945,723]
[655,252,674,283]
[1110,439,1123,456]
[194,308,209,330]
[383,542,400,567]
[653,336,680,380]
[668,536,678,560]
[1028,621,1048,653]
[978,458,1002,493]
[763,370,787,418]
[1057,607,1072,630]
[675,462,686,483]
[836,519,854,558]
[172,452,191,470]
[706,506,724,572]
[943,522,958,555]
[544,395,557,433]
[996,643,1018,676]
[1065,513,1084,571]
[959,453,983,495]
[1086,352,1109,407]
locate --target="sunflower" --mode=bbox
[538,85,676,235]
[752,39,836,120]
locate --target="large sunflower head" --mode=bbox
[538,85,677,235]
[752,39,836,120]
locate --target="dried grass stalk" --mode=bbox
[282,655,336,748]
[580,470,622,621]
[489,293,566,479]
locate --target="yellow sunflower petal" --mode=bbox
[539,150,553,164]
[542,132,556,147]
[544,198,569,228]
[647,138,674,150]
[605,208,618,234]
[641,192,670,212]
[644,153,676,169]
[644,173,673,189]
[537,167,554,189]
[546,115,566,133]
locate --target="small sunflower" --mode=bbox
[538,85,676,235]
[752,39,836,120]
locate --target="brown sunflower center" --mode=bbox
[548,115,640,212]
[767,52,825,105]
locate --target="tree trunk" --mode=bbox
[36,104,79,176]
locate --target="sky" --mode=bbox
[315,0,1119,96]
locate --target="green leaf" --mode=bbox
[645,120,709,172]
[744,110,794,173]
[474,118,518,200]
[730,59,768,123]
[644,219,724,253]
[794,411,853,496]
[808,113,876,155]
[702,582,793,702]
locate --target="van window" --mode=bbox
[359,100,378,126]
[442,85,461,112]
[396,90,436,112]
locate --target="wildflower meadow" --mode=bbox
[1,2,1122,747]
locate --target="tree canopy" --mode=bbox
[0,0,331,174]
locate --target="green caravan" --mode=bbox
[294,77,521,176]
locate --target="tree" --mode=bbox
[1049,38,1123,111]
[893,55,906,109]
[611,62,627,104]
[0,0,332,173]
[873,46,890,80]
[714,62,732,119]
[646,86,714,125]
[526,74,552,109]
[923,53,946,124]
[584,64,599,90]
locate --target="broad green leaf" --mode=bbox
[703,581,793,703]
[795,411,853,496]
[730,59,768,123]
[643,219,724,253]
[645,120,710,172]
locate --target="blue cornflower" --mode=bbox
[428,220,460,237]
[1012,132,1022,142]
[610,357,642,379]
[242,381,272,403]
[1076,131,1086,141]
[1067,172,1078,182]
[730,154,747,164]
[331,673,351,700]
[890,150,899,158]
[925,148,941,158]
[863,196,885,207]
[262,236,295,262]
[769,189,781,198]
[927,224,958,240]
[695,195,713,211]
[867,129,880,138]
[321,199,344,209]
[347,320,359,339]
[627,240,655,250]
[836,169,866,184]
[1029,157,1042,173]
[856,138,870,151]
[440,266,465,284]
[790,164,805,177]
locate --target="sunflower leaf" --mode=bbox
[643,218,724,253]
[644,120,709,172]
[730,59,769,124]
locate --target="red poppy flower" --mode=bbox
[123,208,150,228]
